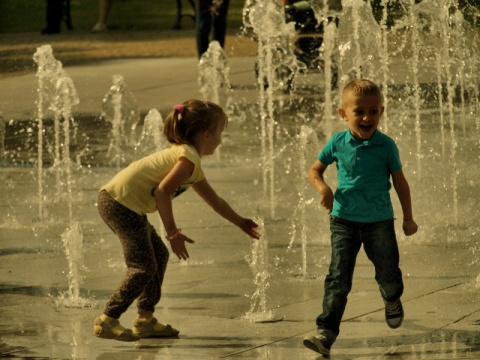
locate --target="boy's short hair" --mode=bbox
[341,79,384,107]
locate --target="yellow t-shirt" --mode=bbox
[102,144,204,215]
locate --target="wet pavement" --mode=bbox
[1,51,480,360]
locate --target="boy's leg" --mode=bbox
[316,217,362,337]
[304,217,361,355]
[362,219,403,302]
[362,219,404,328]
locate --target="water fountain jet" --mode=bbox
[198,40,231,107]
[243,0,299,219]
[102,74,140,169]
[244,217,283,323]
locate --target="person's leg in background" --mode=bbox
[196,0,213,58]
[212,0,229,49]
[42,0,63,34]
[91,0,112,32]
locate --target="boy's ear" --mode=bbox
[338,108,347,121]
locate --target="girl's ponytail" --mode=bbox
[164,99,225,145]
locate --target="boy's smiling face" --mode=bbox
[338,92,384,141]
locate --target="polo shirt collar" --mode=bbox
[346,129,382,146]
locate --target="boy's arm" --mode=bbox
[391,169,418,236]
[193,179,260,239]
[308,159,334,214]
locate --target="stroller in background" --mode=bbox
[285,0,326,69]
[252,0,341,91]
[285,0,341,86]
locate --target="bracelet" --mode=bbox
[166,228,182,241]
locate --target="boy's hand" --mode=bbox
[239,218,260,239]
[319,187,334,214]
[402,219,418,236]
[169,234,195,260]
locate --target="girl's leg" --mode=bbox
[136,223,169,315]
[97,190,158,319]
[132,225,179,338]
[316,217,361,338]
[362,219,404,302]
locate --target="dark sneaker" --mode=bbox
[385,298,404,329]
[303,333,333,356]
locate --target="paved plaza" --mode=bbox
[0,52,480,360]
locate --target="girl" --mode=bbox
[94,99,260,342]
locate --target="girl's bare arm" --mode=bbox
[154,157,195,259]
[193,179,259,239]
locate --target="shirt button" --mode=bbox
[356,157,360,160]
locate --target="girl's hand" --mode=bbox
[403,219,418,236]
[238,218,260,239]
[168,234,195,260]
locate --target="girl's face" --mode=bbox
[338,93,384,141]
[204,115,226,155]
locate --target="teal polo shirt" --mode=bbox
[318,129,402,223]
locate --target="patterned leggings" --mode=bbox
[97,190,170,319]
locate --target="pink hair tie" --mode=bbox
[173,104,185,114]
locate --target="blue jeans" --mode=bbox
[316,216,404,338]
[195,0,230,58]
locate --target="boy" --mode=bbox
[303,79,418,356]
